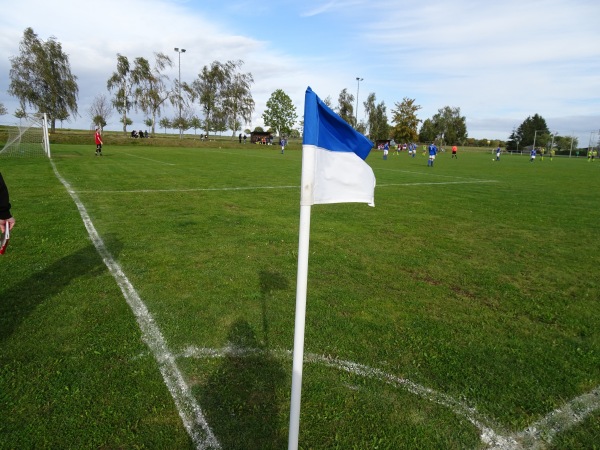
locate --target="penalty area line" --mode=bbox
[50,160,220,450]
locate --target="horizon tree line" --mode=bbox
[5,27,583,149]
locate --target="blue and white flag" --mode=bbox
[301,87,376,207]
[289,87,376,450]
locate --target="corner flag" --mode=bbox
[301,87,376,206]
[288,87,376,450]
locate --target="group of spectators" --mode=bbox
[131,130,149,138]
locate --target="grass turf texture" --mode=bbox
[1,142,599,449]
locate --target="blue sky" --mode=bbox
[0,0,599,144]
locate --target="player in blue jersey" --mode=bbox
[530,148,536,162]
[428,142,437,167]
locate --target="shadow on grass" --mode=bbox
[0,237,121,343]
[196,270,290,449]
[259,269,289,348]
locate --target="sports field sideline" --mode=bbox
[1,143,599,449]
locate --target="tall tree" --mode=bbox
[262,89,297,139]
[430,106,467,145]
[370,102,389,141]
[189,60,233,136]
[0,103,7,116]
[336,88,355,126]
[419,118,436,143]
[506,114,549,150]
[8,27,79,133]
[363,93,376,136]
[363,93,389,141]
[222,61,255,139]
[107,54,133,134]
[131,53,173,136]
[391,97,422,143]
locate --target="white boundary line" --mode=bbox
[75,179,496,194]
[378,180,498,187]
[375,167,492,180]
[76,185,299,194]
[50,160,220,450]
[180,345,600,450]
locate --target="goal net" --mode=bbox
[0,113,51,158]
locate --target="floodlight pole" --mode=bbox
[174,47,186,139]
[355,77,363,128]
[550,132,556,154]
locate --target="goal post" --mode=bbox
[0,113,51,158]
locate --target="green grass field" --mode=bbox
[1,142,599,449]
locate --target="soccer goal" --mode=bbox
[0,113,51,158]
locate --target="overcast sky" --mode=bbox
[0,0,598,144]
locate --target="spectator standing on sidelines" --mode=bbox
[95,127,103,156]
[428,142,437,167]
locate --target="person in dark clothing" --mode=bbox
[0,172,15,234]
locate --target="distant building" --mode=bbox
[250,131,273,144]
[375,139,391,149]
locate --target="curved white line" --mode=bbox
[180,346,600,449]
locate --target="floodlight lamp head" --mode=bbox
[174,47,179,51]
[182,49,186,53]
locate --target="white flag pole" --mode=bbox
[288,145,316,450]
[288,203,311,450]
